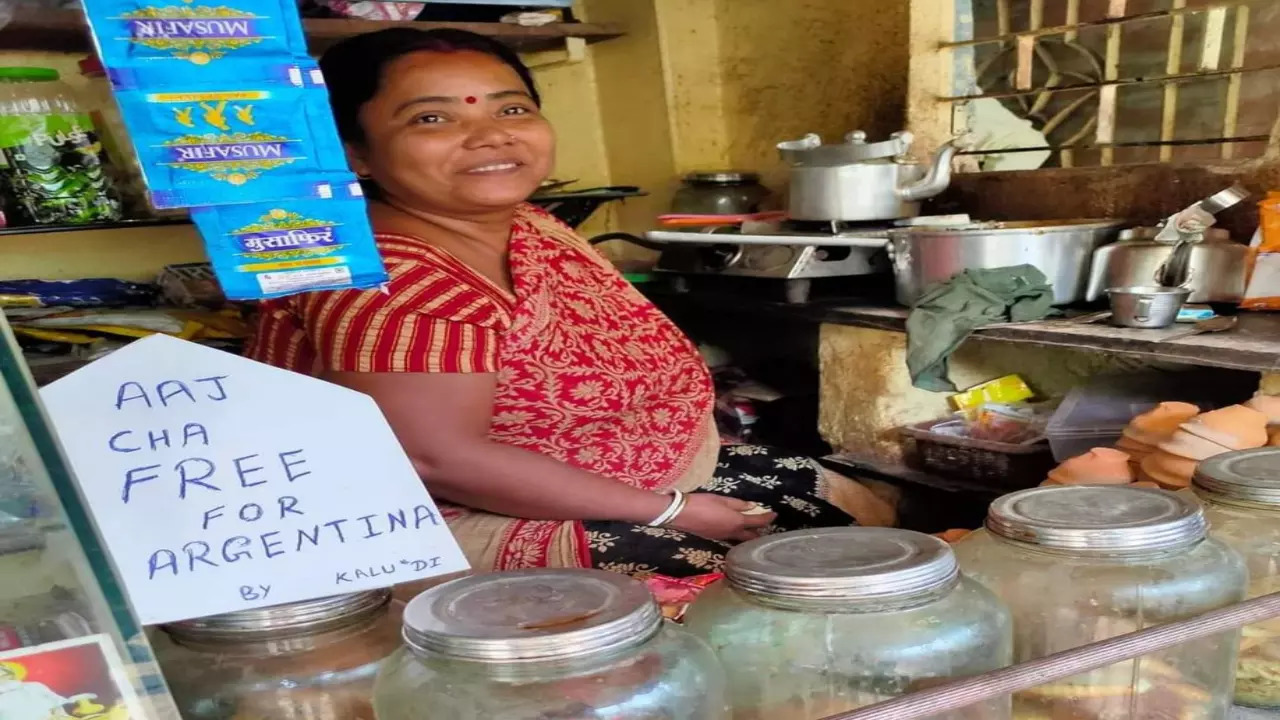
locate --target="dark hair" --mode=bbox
[319,28,541,145]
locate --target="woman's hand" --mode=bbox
[669,493,776,542]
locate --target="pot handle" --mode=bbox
[839,236,893,249]
[1152,262,1197,289]
[1134,297,1154,322]
[888,236,911,271]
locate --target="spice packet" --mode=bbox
[113,70,350,208]
[190,181,388,300]
[643,574,722,623]
[82,0,309,86]
[950,374,1034,411]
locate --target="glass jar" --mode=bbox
[683,527,1012,720]
[0,66,121,225]
[152,590,402,719]
[374,568,729,720]
[954,485,1246,720]
[671,172,770,216]
[1193,448,1280,709]
[78,56,159,218]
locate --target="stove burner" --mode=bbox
[779,218,896,235]
[644,220,894,303]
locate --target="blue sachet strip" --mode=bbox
[81,0,310,86]
[107,56,324,92]
[190,180,389,300]
[149,171,359,211]
[113,66,351,208]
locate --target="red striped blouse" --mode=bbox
[247,203,715,491]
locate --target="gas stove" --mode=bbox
[644,220,893,302]
[647,221,891,276]
[642,216,972,302]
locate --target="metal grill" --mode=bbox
[940,0,1277,168]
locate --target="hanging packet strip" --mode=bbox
[113,68,352,208]
[190,179,388,300]
[81,0,310,87]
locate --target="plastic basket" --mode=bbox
[900,417,1055,488]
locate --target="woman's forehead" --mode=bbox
[378,50,525,99]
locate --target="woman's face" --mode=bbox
[350,49,554,216]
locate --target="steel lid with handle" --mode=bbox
[777,130,915,166]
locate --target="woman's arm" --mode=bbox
[326,371,774,540]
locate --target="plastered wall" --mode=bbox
[712,0,909,192]
[818,324,1166,464]
[646,0,909,203]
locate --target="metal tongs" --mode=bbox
[1156,184,1249,287]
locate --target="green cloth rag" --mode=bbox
[905,264,1055,392]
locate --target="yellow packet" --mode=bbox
[69,321,205,341]
[950,374,1034,411]
[11,326,99,344]
[0,294,43,308]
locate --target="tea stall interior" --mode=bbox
[2,0,1280,719]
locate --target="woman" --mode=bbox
[249,28,888,578]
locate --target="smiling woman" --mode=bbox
[246,28,881,580]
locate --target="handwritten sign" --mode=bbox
[40,334,468,625]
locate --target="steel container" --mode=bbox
[888,219,1127,306]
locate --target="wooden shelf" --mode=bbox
[647,284,1280,375]
[0,10,624,56]
[814,305,1280,375]
[0,217,190,237]
[303,17,624,54]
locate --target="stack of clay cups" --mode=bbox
[1247,394,1280,446]
[1141,404,1270,489]
[1044,447,1136,486]
[1116,402,1201,475]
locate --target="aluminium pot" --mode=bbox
[888,219,1127,306]
[670,171,770,216]
[777,130,960,222]
[1085,227,1248,304]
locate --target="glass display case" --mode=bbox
[0,313,179,719]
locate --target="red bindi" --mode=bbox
[465,96,478,104]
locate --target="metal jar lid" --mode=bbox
[402,569,662,663]
[1194,448,1280,505]
[725,527,958,604]
[164,590,391,642]
[986,485,1206,553]
[684,171,760,186]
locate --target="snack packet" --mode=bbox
[950,374,1034,412]
[1243,194,1280,310]
[969,402,1045,444]
[82,0,310,86]
[190,181,388,300]
[644,573,723,623]
[113,69,350,208]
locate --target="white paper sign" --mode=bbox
[40,334,468,625]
